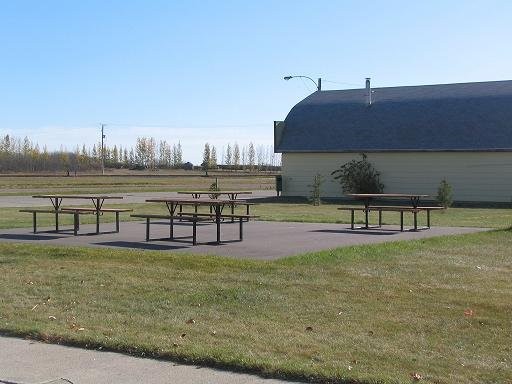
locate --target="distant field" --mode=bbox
[0,170,276,196]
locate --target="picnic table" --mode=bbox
[346,193,429,208]
[23,194,128,234]
[138,197,258,244]
[177,190,252,199]
[177,190,254,217]
[342,193,443,231]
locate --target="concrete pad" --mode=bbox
[0,336,295,384]
[0,220,488,260]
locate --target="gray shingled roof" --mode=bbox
[276,80,512,152]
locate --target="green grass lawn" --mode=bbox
[0,230,510,383]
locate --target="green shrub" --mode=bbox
[436,179,453,208]
[308,173,323,206]
[331,153,384,194]
[208,180,220,199]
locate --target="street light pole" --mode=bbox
[101,124,106,175]
[283,75,322,91]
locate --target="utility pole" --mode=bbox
[101,124,106,175]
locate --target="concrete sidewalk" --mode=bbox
[0,336,297,384]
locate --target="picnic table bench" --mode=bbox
[134,197,258,245]
[340,193,445,231]
[19,195,132,235]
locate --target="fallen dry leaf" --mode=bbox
[77,327,85,331]
[411,372,422,381]
[186,318,195,324]
[305,326,313,332]
[48,315,56,320]
[180,333,186,338]
[464,309,475,317]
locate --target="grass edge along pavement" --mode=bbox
[1,229,511,384]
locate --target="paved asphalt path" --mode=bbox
[0,191,275,208]
[0,336,298,384]
[0,220,487,259]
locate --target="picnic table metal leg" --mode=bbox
[115,212,120,232]
[216,208,221,244]
[146,218,150,241]
[350,210,354,230]
[192,218,197,245]
[33,212,37,233]
[378,210,382,227]
[93,198,103,234]
[400,211,404,232]
[427,209,431,228]
[73,213,79,236]
[170,217,174,240]
[231,203,235,223]
[239,217,243,241]
[413,210,418,231]
[51,197,61,232]
[365,208,369,229]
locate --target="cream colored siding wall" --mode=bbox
[281,152,512,202]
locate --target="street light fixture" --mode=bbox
[283,75,321,91]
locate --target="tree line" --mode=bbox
[202,142,280,171]
[0,134,280,173]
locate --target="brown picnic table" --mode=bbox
[177,190,252,199]
[343,193,443,231]
[142,197,258,244]
[25,194,128,234]
[177,190,254,217]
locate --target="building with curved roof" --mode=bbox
[274,79,512,202]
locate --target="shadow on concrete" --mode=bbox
[77,230,119,236]
[0,233,65,241]
[94,241,187,251]
[310,229,398,236]
[148,221,212,227]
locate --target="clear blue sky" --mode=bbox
[1,0,511,163]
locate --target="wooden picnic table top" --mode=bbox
[146,197,239,205]
[346,193,429,199]
[32,194,123,200]
[177,190,252,195]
